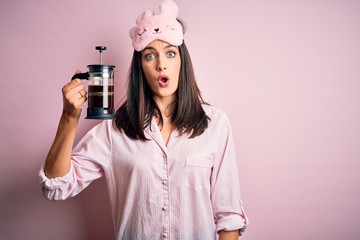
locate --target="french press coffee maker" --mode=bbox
[71,46,116,119]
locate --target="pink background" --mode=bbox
[1,0,359,239]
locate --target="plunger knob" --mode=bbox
[95,46,107,52]
[95,46,107,64]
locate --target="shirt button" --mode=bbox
[162,180,167,185]
[162,206,167,211]
[162,233,168,238]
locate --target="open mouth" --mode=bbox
[159,76,169,83]
[158,75,169,87]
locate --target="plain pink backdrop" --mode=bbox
[1,0,359,239]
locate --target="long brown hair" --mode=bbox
[114,41,210,140]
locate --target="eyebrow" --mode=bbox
[143,44,177,52]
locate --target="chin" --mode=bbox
[154,90,177,99]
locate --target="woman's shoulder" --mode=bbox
[202,104,230,123]
[200,104,234,137]
[202,104,227,117]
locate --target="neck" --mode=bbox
[153,95,176,119]
[153,97,175,146]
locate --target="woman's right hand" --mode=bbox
[61,70,87,119]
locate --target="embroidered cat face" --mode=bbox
[130,0,184,51]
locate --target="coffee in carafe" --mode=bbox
[88,84,114,116]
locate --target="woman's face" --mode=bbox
[141,40,181,103]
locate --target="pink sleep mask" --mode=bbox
[130,0,184,51]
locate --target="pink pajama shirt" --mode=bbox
[39,105,248,239]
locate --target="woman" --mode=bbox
[40,0,248,239]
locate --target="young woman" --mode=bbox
[40,0,248,239]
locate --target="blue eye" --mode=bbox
[167,51,176,58]
[145,53,155,60]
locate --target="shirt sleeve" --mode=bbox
[210,112,249,235]
[39,120,112,200]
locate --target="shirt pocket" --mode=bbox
[184,156,214,191]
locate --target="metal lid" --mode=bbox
[87,64,115,73]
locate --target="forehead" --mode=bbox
[144,40,178,50]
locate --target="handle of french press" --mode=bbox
[71,72,89,80]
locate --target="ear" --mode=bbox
[136,10,154,24]
[159,0,179,18]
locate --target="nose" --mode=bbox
[157,65,167,71]
[156,56,167,71]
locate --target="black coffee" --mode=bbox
[88,85,114,110]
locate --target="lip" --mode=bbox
[158,75,170,88]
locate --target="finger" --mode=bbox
[65,91,87,109]
[79,89,87,97]
[62,69,83,90]
[75,90,87,100]
[62,82,80,97]
[63,78,83,91]
[71,70,83,82]
[78,95,87,105]
[75,92,82,100]
[71,88,88,101]
[63,82,85,99]
[70,84,86,95]
[72,93,87,108]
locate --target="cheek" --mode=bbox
[174,60,181,78]
[141,63,153,78]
